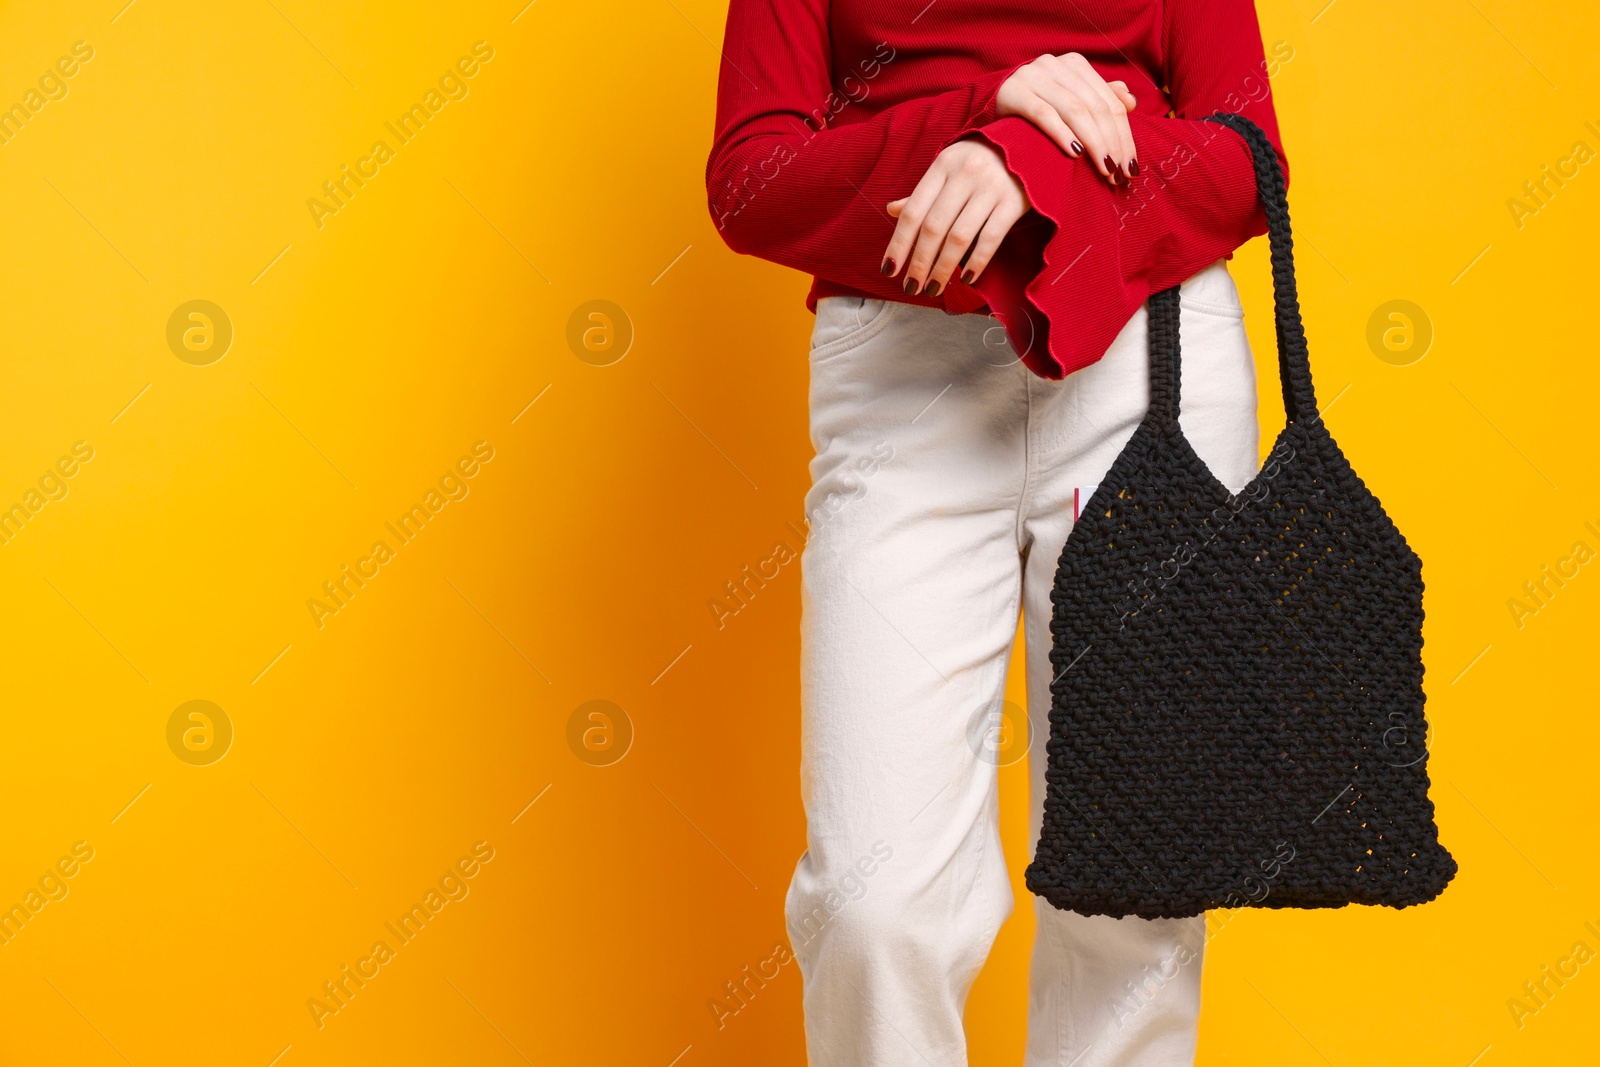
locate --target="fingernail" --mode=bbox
[1069,140,1083,157]
[881,257,896,276]
[924,279,941,297]
[961,269,976,285]
[1127,158,1140,177]
[1103,155,1118,184]
[904,277,919,295]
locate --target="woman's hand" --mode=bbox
[995,52,1138,184]
[882,138,1029,297]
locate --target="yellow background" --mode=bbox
[1,0,1596,1064]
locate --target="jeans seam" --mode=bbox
[1015,369,1034,552]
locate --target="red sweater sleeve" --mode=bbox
[705,0,1025,299]
[960,0,1290,379]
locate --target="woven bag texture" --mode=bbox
[1025,114,1457,920]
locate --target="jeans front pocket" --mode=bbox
[810,296,899,363]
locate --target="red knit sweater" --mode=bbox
[706,0,1288,380]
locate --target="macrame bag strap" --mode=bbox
[1145,113,1318,434]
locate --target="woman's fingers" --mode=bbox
[1004,61,1082,159]
[1058,61,1135,182]
[881,167,949,284]
[1014,90,1087,160]
[901,170,975,294]
[1056,57,1122,180]
[995,53,1139,185]
[925,192,998,294]
[1033,78,1117,182]
[1080,71,1136,177]
[959,195,1026,284]
[881,140,1029,293]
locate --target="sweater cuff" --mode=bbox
[952,61,1029,139]
[961,114,1262,380]
[923,64,1032,320]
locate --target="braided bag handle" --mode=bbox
[1145,114,1318,434]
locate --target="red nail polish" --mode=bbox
[961,269,976,285]
[1070,140,1083,157]
[881,257,896,276]
[1127,158,1140,177]
[904,277,919,295]
[1103,155,1118,184]
[924,279,941,297]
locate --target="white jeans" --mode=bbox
[788,261,1261,1067]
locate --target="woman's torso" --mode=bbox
[827,0,1174,127]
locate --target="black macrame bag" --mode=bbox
[1026,114,1456,920]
